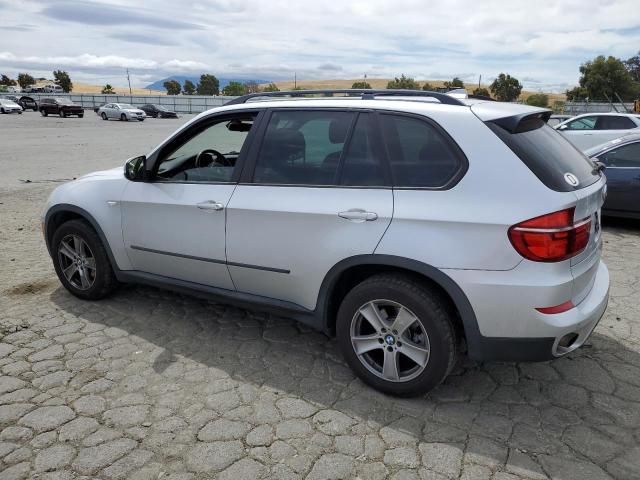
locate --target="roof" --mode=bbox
[585,133,640,157]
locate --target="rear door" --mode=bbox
[593,115,639,145]
[225,109,393,310]
[558,115,598,150]
[598,140,640,214]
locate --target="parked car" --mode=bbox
[140,104,178,118]
[39,98,84,117]
[547,114,573,127]
[555,113,640,150]
[43,84,64,94]
[97,103,146,121]
[585,134,640,219]
[18,95,38,111]
[42,89,609,396]
[0,98,23,114]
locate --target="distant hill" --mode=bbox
[145,75,271,91]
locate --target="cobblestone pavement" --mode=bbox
[1,114,640,479]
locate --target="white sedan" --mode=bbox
[555,113,640,150]
[0,98,23,114]
[97,103,146,122]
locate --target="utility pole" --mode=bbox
[126,69,132,96]
[294,72,297,89]
[478,74,481,89]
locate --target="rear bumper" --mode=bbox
[449,260,609,362]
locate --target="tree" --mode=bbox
[489,73,522,101]
[525,93,549,108]
[422,82,434,91]
[263,83,280,92]
[182,79,196,95]
[0,75,16,86]
[472,87,490,97]
[387,74,420,90]
[352,81,372,89]
[244,81,260,93]
[577,55,636,101]
[197,74,220,95]
[101,84,116,94]
[53,70,73,92]
[17,73,35,89]
[626,51,640,83]
[163,80,181,95]
[444,77,464,89]
[222,81,247,96]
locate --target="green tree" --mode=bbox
[351,81,372,89]
[472,87,490,97]
[387,74,420,90]
[163,80,181,95]
[565,85,589,101]
[525,93,549,107]
[0,75,17,86]
[182,79,196,95]
[17,73,35,89]
[101,84,116,94]
[222,81,247,96]
[53,70,73,92]
[444,77,464,89]
[263,83,280,92]
[625,51,640,83]
[489,73,522,101]
[197,74,220,95]
[422,82,434,91]
[577,55,636,101]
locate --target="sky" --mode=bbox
[1,0,639,92]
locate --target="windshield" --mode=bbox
[54,98,74,105]
[156,105,168,111]
[118,104,134,109]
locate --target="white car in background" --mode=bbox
[97,103,146,122]
[555,112,640,150]
[0,98,23,114]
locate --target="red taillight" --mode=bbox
[508,208,591,262]
[535,300,575,314]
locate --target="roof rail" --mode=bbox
[224,89,466,106]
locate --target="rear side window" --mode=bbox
[599,142,640,167]
[565,117,596,130]
[488,120,599,192]
[595,116,637,130]
[340,113,387,186]
[380,114,465,188]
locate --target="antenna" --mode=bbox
[126,69,132,96]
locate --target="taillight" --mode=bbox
[508,208,591,262]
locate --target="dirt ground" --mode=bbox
[0,111,639,479]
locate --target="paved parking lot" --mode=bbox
[1,111,640,480]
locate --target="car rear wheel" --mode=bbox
[51,219,118,300]
[101,112,107,120]
[120,113,127,121]
[336,274,457,396]
[78,114,83,118]
[41,110,47,116]
[59,110,65,117]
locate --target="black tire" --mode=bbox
[18,111,22,114]
[120,113,127,121]
[59,110,65,117]
[78,114,83,118]
[101,112,107,120]
[41,110,47,116]
[139,118,144,122]
[1,108,5,114]
[336,274,457,396]
[51,219,118,300]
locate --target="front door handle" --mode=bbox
[196,200,224,211]
[338,209,378,222]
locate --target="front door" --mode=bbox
[598,140,640,215]
[226,109,393,310]
[121,111,260,289]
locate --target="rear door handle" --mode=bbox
[338,209,378,222]
[196,200,224,211]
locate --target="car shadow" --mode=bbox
[49,284,640,479]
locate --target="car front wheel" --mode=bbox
[59,110,65,117]
[336,274,457,396]
[41,110,47,116]
[51,219,118,300]
[101,112,107,120]
[120,113,127,121]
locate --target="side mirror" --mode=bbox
[124,155,146,181]
[557,124,568,131]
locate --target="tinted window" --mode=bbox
[253,110,354,185]
[565,117,596,130]
[380,114,463,188]
[155,114,256,183]
[599,142,640,167]
[339,114,387,186]
[488,121,599,192]
[596,116,637,130]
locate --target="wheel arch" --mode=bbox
[317,255,483,357]
[44,204,119,272]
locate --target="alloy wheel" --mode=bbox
[57,234,96,290]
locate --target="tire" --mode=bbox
[51,219,118,300]
[41,110,47,116]
[120,113,127,121]
[1,108,5,114]
[59,110,65,117]
[78,114,83,118]
[18,111,22,114]
[101,112,107,120]
[336,274,457,396]
[139,118,144,122]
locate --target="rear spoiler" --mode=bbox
[470,103,552,134]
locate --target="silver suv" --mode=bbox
[42,90,609,396]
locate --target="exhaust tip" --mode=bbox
[558,333,579,349]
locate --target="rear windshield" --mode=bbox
[487,120,599,192]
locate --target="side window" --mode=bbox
[381,114,464,188]
[565,117,596,130]
[340,113,387,186]
[253,110,354,185]
[599,142,640,167]
[595,116,637,130]
[155,113,256,183]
